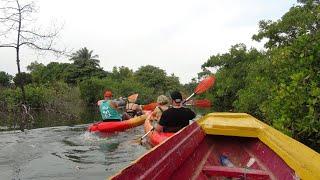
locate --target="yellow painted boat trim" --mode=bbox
[197,112,320,180]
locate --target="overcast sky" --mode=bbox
[0,0,296,83]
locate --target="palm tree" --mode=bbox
[70,47,100,68]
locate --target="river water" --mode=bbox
[0,125,148,180]
[0,107,212,180]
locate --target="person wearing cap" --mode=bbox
[97,90,122,122]
[123,94,143,120]
[148,95,170,122]
[155,91,196,132]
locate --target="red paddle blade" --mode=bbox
[194,99,211,107]
[194,76,216,94]
[142,102,158,111]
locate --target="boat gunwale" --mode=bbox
[111,112,320,180]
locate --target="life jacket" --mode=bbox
[99,100,122,120]
[154,106,164,118]
[125,102,138,118]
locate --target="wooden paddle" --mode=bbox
[138,75,216,144]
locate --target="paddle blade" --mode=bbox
[194,99,211,108]
[128,93,139,102]
[142,102,158,111]
[194,76,215,94]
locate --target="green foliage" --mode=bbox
[13,72,33,87]
[114,78,154,104]
[78,65,182,105]
[199,1,320,151]
[0,84,51,108]
[183,78,197,94]
[25,85,53,108]
[47,81,84,116]
[251,1,319,150]
[110,66,134,81]
[79,77,155,105]
[134,65,168,94]
[201,44,262,111]
[26,61,183,106]
[0,71,12,87]
[79,78,108,104]
[70,47,100,68]
[164,74,182,93]
[253,0,320,49]
[27,47,108,85]
[28,61,70,83]
[67,47,106,83]
[0,88,19,109]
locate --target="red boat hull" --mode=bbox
[88,112,150,133]
[193,99,211,107]
[143,118,173,147]
[112,122,296,179]
[88,121,134,132]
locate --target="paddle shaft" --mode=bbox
[184,92,196,104]
[140,127,155,141]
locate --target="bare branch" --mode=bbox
[20,5,34,14]
[0,6,19,11]
[21,3,33,11]
[19,33,33,41]
[0,22,16,36]
[0,13,19,21]
[0,17,19,23]
[20,29,59,38]
[0,44,16,48]
[0,0,67,77]
[20,42,65,54]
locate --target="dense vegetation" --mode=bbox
[0,48,183,130]
[200,0,319,151]
[0,1,318,151]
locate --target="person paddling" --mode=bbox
[149,95,170,123]
[155,91,196,132]
[97,90,122,122]
[123,94,143,120]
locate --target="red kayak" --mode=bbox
[143,118,173,147]
[112,113,320,180]
[193,99,211,107]
[88,112,150,133]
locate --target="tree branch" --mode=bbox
[20,41,64,54]
[21,29,58,38]
[0,44,16,48]
[0,22,16,36]
[0,17,19,23]
[21,3,33,11]
[19,33,33,41]
[0,13,19,21]
[0,6,19,11]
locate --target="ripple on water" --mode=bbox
[0,125,149,179]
